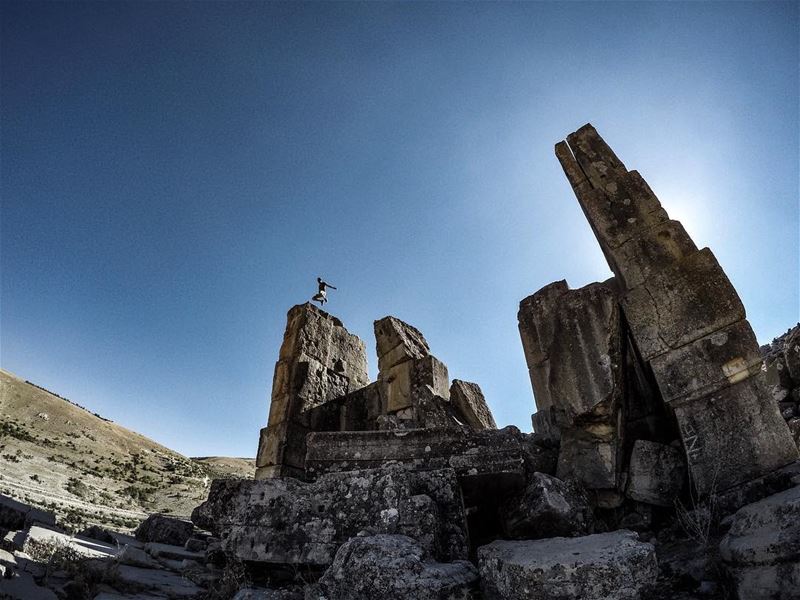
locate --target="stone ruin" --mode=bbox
[189,125,800,599]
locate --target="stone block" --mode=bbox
[500,472,592,540]
[449,379,496,430]
[557,427,621,493]
[316,535,478,600]
[135,514,194,547]
[531,408,560,441]
[379,355,449,413]
[622,248,745,361]
[255,421,310,471]
[518,280,569,370]
[672,376,798,495]
[305,427,525,489]
[625,440,686,507]
[374,316,430,372]
[478,530,658,600]
[650,320,764,405]
[720,485,800,599]
[519,280,623,425]
[609,219,697,291]
[260,303,369,478]
[192,464,468,565]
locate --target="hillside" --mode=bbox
[0,369,254,531]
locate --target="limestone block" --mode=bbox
[374,316,430,372]
[478,530,658,600]
[609,219,697,290]
[519,280,622,425]
[316,535,478,600]
[305,427,525,487]
[255,421,310,471]
[518,280,569,370]
[192,464,468,565]
[622,248,745,361]
[650,320,763,405]
[279,305,368,388]
[380,355,449,413]
[135,514,194,547]
[382,359,414,412]
[449,380,496,430]
[672,376,798,495]
[720,486,800,599]
[625,440,686,507]
[557,428,620,494]
[500,472,592,539]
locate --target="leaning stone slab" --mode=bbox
[374,316,431,372]
[672,376,798,495]
[650,319,763,405]
[316,534,478,600]
[192,464,468,565]
[449,379,496,430]
[622,248,745,361]
[478,530,657,600]
[625,440,685,507]
[720,485,800,599]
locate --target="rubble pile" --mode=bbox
[761,323,800,446]
[2,125,798,600]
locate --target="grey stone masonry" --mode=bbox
[555,124,797,494]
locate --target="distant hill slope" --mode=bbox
[0,369,254,531]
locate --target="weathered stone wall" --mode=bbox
[255,303,369,479]
[553,124,798,494]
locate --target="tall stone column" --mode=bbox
[518,279,626,506]
[255,303,369,479]
[554,124,797,494]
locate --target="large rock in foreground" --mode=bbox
[192,464,468,565]
[315,534,477,600]
[478,530,657,600]
[719,484,800,599]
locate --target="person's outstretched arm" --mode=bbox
[328,284,337,290]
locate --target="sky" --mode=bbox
[1,1,798,458]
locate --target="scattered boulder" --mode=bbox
[316,534,478,600]
[719,485,800,599]
[478,530,657,600]
[500,472,592,539]
[134,514,194,546]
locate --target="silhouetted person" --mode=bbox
[312,277,336,306]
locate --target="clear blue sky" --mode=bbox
[2,1,797,458]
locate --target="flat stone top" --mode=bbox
[478,530,650,569]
